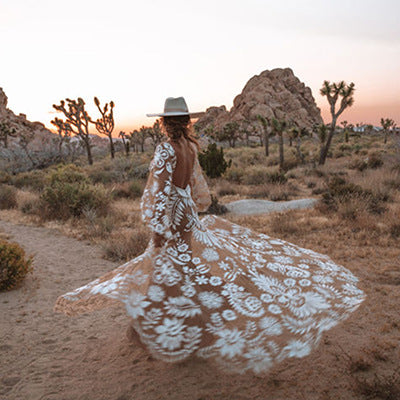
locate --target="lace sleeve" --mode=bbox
[190,152,211,212]
[141,142,176,241]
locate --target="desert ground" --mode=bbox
[1,133,400,399]
[1,202,399,400]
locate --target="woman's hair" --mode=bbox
[161,115,199,149]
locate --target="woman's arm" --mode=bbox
[190,154,211,212]
[140,142,176,247]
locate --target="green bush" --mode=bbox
[199,143,231,178]
[0,184,17,209]
[111,181,143,199]
[10,170,47,192]
[40,165,111,220]
[0,240,33,291]
[88,169,119,185]
[47,164,89,185]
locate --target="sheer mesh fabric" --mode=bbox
[54,141,365,374]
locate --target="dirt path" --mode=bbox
[0,218,398,400]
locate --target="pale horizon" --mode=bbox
[1,0,399,134]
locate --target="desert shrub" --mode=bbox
[216,181,238,196]
[0,239,33,291]
[229,147,265,168]
[390,223,400,238]
[349,158,368,172]
[224,167,244,183]
[128,164,150,179]
[10,170,47,192]
[111,181,143,199]
[0,170,11,184]
[39,165,111,220]
[82,208,116,239]
[102,228,149,261]
[242,166,287,185]
[88,169,119,185]
[281,158,299,172]
[205,195,228,215]
[304,168,326,178]
[18,191,40,214]
[199,143,231,178]
[48,164,89,185]
[367,151,384,168]
[0,184,17,209]
[40,183,111,220]
[320,176,387,215]
[270,212,299,235]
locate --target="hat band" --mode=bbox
[164,108,188,113]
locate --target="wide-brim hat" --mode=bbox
[146,96,204,118]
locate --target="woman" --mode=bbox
[55,97,365,375]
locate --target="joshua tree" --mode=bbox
[290,125,308,164]
[340,120,350,143]
[119,131,130,156]
[271,118,288,170]
[319,80,355,165]
[220,121,240,147]
[17,127,36,167]
[147,119,164,149]
[256,115,272,156]
[51,117,73,156]
[0,121,17,148]
[381,118,396,144]
[93,97,115,158]
[239,120,252,147]
[130,126,148,153]
[53,98,94,165]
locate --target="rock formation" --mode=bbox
[0,87,54,148]
[194,105,230,132]
[195,68,323,132]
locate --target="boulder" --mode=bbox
[195,68,323,133]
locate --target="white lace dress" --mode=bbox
[55,141,365,375]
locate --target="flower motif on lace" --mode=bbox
[222,309,237,321]
[273,255,294,264]
[147,285,165,302]
[164,296,202,318]
[282,339,311,358]
[202,248,220,262]
[312,274,334,284]
[288,291,330,318]
[155,317,186,351]
[195,275,209,285]
[126,291,151,318]
[198,291,224,309]
[258,316,283,335]
[268,304,282,314]
[209,276,223,286]
[244,347,272,374]
[215,328,246,358]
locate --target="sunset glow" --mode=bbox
[1,0,399,133]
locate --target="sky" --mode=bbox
[0,0,399,134]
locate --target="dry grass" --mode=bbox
[102,227,150,262]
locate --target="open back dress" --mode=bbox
[55,140,365,375]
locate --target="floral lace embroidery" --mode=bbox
[55,141,365,375]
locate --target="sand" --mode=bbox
[1,218,399,400]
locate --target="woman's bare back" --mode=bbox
[168,137,196,189]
